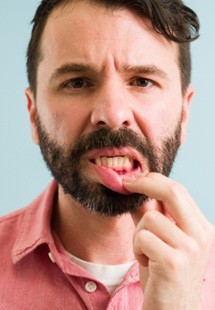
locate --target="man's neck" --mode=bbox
[52,186,136,265]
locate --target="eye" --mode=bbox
[131,77,153,88]
[63,78,90,89]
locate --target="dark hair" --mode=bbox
[26,0,200,95]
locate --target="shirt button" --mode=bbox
[85,281,97,293]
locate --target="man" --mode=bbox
[0,0,214,308]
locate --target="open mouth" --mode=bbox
[91,156,140,175]
[87,148,144,194]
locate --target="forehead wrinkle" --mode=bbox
[39,2,180,90]
[49,62,171,85]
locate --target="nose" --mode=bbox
[90,81,134,130]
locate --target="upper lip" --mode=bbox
[87,147,146,171]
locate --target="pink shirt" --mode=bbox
[0,181,215,309]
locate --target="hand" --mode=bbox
[123,173,215,310]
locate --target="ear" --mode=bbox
[25,88,39,145]
[180,85,194,144]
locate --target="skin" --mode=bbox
[123,173,214,309]
[25,1,215,308]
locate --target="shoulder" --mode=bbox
[0,181,57,257]
[0,206,28,237]
[0,206,31,261]
[201,232,215,306]
[0,205,28,222]
[0,180,57,236]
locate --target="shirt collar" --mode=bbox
[12,181,58,264]
[11,180,140,284]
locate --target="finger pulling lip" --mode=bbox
[86,147,147,194]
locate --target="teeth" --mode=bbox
[124,156,130,168]
[95,158,102,166]
[107,157,113,168]
[113,156,123,168]
[95,156,134,170]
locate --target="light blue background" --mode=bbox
[0,1,214,222]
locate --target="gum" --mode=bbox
[93,164,140,195]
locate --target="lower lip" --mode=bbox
[90,162,141,195]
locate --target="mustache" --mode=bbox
[69,128,158,167]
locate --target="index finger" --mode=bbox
[123,172,208,235]
[130,199,165,226]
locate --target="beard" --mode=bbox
[36,114,181,217]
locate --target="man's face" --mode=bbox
[27,1,193,216]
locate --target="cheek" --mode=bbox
[135,99,182,145]
[54,110,90,145]
[36,102,90,147]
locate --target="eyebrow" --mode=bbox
[50,62,169,84]
[50,63,99,84]
[122,64,168,80]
